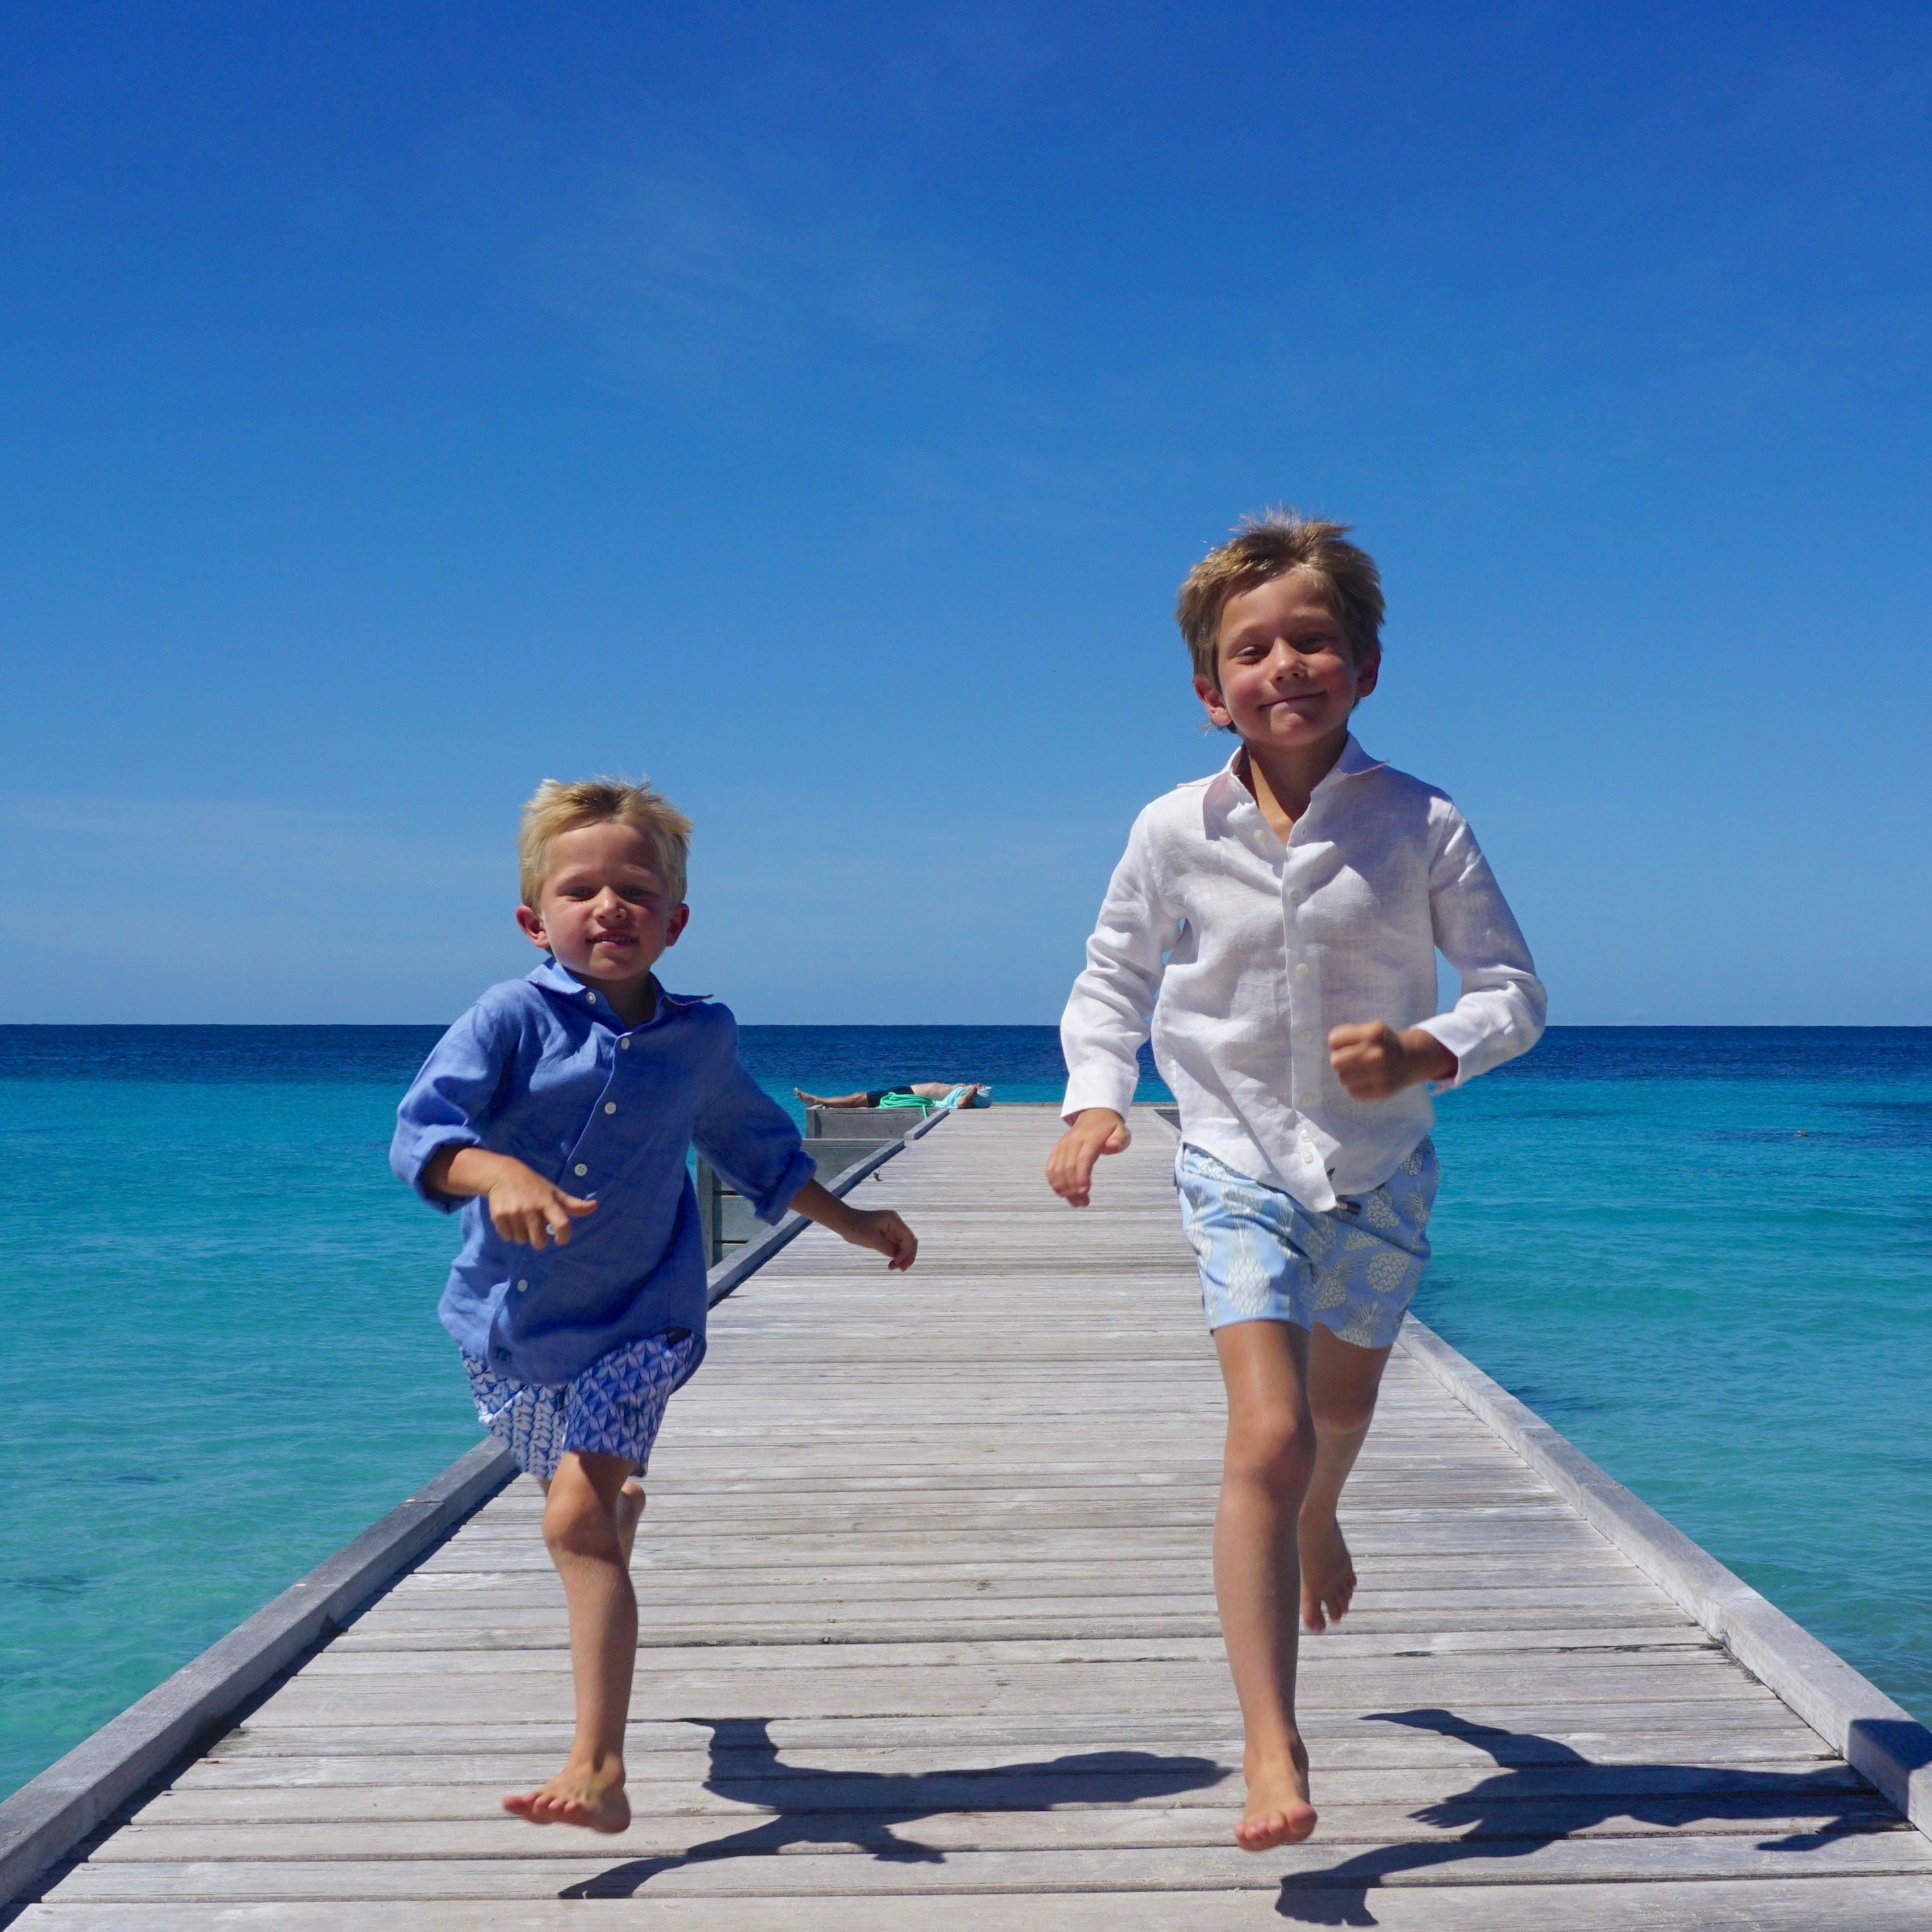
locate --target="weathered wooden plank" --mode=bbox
[166,1727,1846,1793]
[84,1791,1912,1862]
[397,1549,1651,1590]
[195,1700,1831,1766]
[305,1623,1715,1672]
[32,1831,1932,1903]
[17,1876,1932,1929]
[239,1663,1781,1731]
[135,1757,1879,1825]
[328,1606,1692,1650]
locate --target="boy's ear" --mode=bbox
[514,904,550,950]
[665,903,691,946]
[1353,652,1382,702]
[1192,672,1233,730]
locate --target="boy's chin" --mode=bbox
[571,951,658,984]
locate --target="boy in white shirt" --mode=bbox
[1048,512,1545,1850]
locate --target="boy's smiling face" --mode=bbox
[514,820,689,997]
[1195,568,1378,754]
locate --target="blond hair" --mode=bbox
[1175,510,1385,686]
[517,776,693,908]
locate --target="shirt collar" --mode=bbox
[1203,733,1384,831]
[526,957,709,1022]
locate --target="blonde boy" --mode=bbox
[1048,515,1545,1848]
[393,778,916,1832]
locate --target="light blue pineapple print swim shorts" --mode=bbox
[1175,1140,1437,1349]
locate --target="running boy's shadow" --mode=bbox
[1275,1707,1898,1927]
[561,1717,1223,1898]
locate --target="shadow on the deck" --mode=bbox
[561,1716,1224,1897]
[1273,1707,1900,1927]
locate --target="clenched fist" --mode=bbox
[1327,1022,1457,1100]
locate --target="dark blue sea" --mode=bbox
[2,1024,1928,1801]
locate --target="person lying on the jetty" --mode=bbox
[391,776,917,1836]
[1047,513,1544,1852]
[794,1081,989,1108]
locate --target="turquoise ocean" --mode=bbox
[1,1024,1927,1801]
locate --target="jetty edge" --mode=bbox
[0,1105,951,1908]
[1397,1316,1932,1835]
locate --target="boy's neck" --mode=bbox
[567,967,659,1030]
[1236,727,1351,838]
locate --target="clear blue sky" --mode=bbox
[3,2,1927,1025]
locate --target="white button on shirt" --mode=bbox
[1059,737,1546,1212]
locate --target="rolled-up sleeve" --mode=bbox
[1060,812,1180,1122]
[1415,806,1547,1086]
[694,1057,815,1224]
[391,1003,514,1210]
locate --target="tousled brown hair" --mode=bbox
[1176,510,1384,686]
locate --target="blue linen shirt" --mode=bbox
[391,958,814,1386]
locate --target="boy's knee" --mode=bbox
[1226,1407,1315,1493]
[1311,1388,1378,1436]
[542,1483,621,1562]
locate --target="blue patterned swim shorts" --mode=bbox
[1176,1141,1438,1350]
[462,1329,700,1482]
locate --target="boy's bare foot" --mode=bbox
[502,1755,631,1832]
[1237,1740,1317,1849]
[1298,1510,1356,1632]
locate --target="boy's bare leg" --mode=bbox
[792,1088,869,1107]
[615,1475,646,1565]
[1298,1327,1395,1632]
[502,1451,639,1832]
[1213,1319,1320,1849]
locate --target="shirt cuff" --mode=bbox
[1060,1064,1139,1123]
[397,1127,485,1211]
[1412,1015,1487,1090]
[748,1146,818,1225]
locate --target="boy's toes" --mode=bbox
[1235,1800,1318,1850]
[1298,1517,1357,1632]
[1238,1751,1316,1850]
[503,1778,630,1834]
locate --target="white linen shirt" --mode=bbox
[1059,737,1546,1212]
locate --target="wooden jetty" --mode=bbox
[7,1103,1932,1927]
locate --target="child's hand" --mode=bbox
[483,1162,598,1249]
[428,1147,598,1248]
[1328,1023,1457,1100]
[787,1179,918,1270]
[838,1208,919,1272]
[1046,1109,1131,1207]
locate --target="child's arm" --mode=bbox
[787,1178,918,1271]
[1051,813,1177,1206]
[421,1145,598,1250]
[1330,804,1545,1100]
[694,1030,918,1270]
